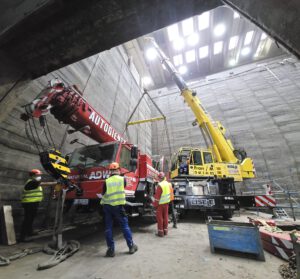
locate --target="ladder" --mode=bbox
[273,207,289,218]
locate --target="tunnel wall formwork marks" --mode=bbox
[0,46,151,232]
[150,55,300,192]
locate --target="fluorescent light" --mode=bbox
[187,33,199,46]
[146,48,157,60]
[229,36,239,50]
[214,24,226,37]
[178,65,187,74]
[185,50,195,63]
[261,32,267,40]
[244,31,254,45]
[182,18,194,37]
[214,41,223,55]
[241,47,251,56]
[142,76,152,86]
[198,11,210,30]
[254,38,272,58]
[233,11,240,19]
[173,37,185,50]
[167,24,179,42]
[199,46,209,59]
[229,59,237,66]
[173,54,183,66]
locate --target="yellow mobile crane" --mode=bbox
[147,38,255,181]
[146,38,257,218]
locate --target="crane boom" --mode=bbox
[23,79,126,144]
[146,38,255,179]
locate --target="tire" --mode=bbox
[222,210,233,220]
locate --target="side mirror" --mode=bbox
[131,145,138,159]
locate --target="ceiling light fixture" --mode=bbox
[199,46,209,59]
[187,33,199,46]
[146,48,157,60]
[214,41,223,55]
[233,11,240,19]
[198,11,210,31]
[260,32,267,40]
[178,65,187,74]
[173,54,183,66]
[173,37,185,51]
[214,24,226,37]
[228,36,239,50]
[244,31,254,45]
[142,76,152,86]
[229,59,237,66]
[241,47,251,56]
[182,18,194,37]
[167,24,179,42]
[185,50,196,63]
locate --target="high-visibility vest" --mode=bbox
[101,175,126,206]
[159,180,171,205]
[21,179,43,203]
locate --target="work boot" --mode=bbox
[105,248,115,257]
[129,244,138,254]
[173,224,178,229]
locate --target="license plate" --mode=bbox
[190,198,215,207]
[74,199,89,205]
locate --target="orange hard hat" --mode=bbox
[109,162,120,170]
[158,172,165,179]
[29,169,42,176]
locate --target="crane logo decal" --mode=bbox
[89,111,126,143]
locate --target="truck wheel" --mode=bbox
[222,210,233,220]
[178,209,187,219]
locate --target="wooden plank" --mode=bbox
[0,205,16,245]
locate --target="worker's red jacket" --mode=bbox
[152,182,174,207]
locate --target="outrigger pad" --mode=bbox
[39,149,71,180]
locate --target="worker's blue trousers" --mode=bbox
[103,204,133,251]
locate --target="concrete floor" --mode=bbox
[0,213,284,279]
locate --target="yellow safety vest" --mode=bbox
[21,179,43,203]
[159,180,171,205]
[101,175,126,206]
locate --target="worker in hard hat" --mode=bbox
[101,162,138,257]
[20,169,43,242]
[152,172,171,237]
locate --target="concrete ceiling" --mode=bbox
[0,0,220,78]
[127,5,284,89]
[0,0,299,80]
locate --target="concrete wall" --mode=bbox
[0,46,151,232]
[150,55,300,192]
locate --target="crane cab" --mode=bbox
[170,147,244,181]
[171,147,215,179]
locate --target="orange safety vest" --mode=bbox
[169,184,174,201]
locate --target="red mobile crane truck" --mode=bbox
[22,79,159,216]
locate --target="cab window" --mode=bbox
[120,146,131,170]
[192,151,202,165]
[203,152,213,164]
